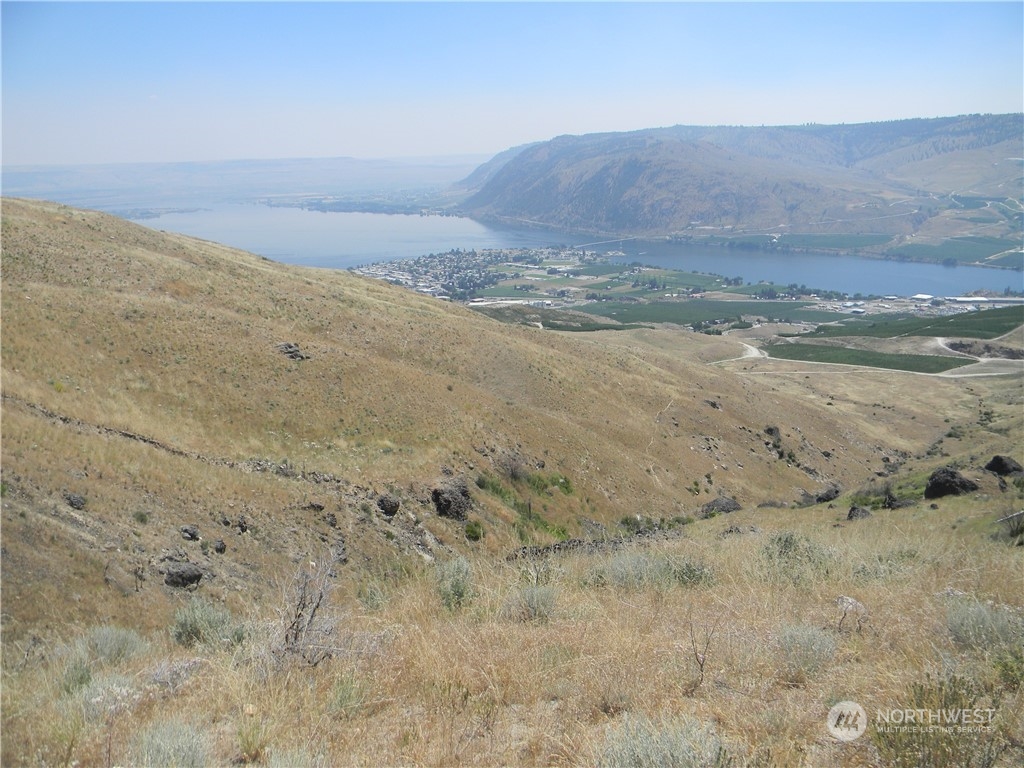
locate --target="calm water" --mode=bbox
[143,204,1023,297]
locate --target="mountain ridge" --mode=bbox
[458,114,1024,239]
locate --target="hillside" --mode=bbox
[459,114,1024,243]
[2,198,1022,766]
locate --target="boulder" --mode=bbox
[164,563,204,588]
[64,492,86,510]
[847,506,872,520]
[180,525,200,541]
[213,539,227,554]
[700,497,741,517]
[431,478,472,520]
[924,467,979,499]
[377,493,401,517]
[985,455,1023,476]
[816,484,842,504]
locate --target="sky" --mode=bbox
[2,1,1022,166]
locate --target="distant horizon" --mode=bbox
[3,2,1021,166]
[4,111,1022,171]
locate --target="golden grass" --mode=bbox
[3,198,1023,765]
[4,495,1022,766]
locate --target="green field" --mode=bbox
[580,299,843,327]
[810,305,1024,340]
[765,343,974,373]
[885,236,1021,264]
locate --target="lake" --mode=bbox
[142,203,1021,297]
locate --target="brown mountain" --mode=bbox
[459,114,1024,239]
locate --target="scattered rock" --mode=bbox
[276,342,309,360]
[377,494,401,517]
[700,496,741,517]
[924,467,980,499]
[213,539,226,554]
[431,477,472,520]
[304,501,325,513]
[704,399,722,410]
[237,515,248,534]
[985,455,1023,476]
[164,563,204,588]
[63,492,86,510]
[324,511,337,528]
[180,525,200,541]
[847,506,872,520]
[816,484,842,503]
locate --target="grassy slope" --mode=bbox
[2,198,1022,766]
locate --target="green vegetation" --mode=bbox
[581,299,841,327]
[765,343,974,373]
[886,236,1021,265]
[809,305,1024,340]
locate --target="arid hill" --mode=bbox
[459,114,1024,240]
[2,198,1022,767]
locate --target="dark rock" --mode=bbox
[213,539,226,554]
[220,515,232,527]
[64,492,86,510]
[705,399,722,410]
[431,478,472,520]
[700,497,741,517]
[801,484,841,505]
[324,511,337,528]
[236,516,248,533]
[985,455,1023,476]
[377,494,401,517]
[180,525,200,541]
[847,506,872,520]
[276,342,310,360]
[304,501,325,513]
[164,563,203,588]
[924,467,980,499]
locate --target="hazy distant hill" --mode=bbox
[459,115,1024,239]
[1,155,486,211]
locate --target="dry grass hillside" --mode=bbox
[2,197,1022,767]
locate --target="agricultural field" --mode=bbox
[884,237,1022,266]
[763,342,975,373]
[580,299,844,328]
[809,306,1024,340]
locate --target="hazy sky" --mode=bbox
[3,1,1022,166]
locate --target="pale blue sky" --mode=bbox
[3,2,1022,165]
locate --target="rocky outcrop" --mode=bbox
[700,497,741,518]
[431,478,472,520]
[377,493,401,517]
[924,467,979,499]
[847,506,872,520]
[985,455,1023,476]
[164,563,204,588]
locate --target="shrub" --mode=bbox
[237,717,269,764]
[172,597,233,648]
[79,625,148,666]
[871,675,1004,768]
[586,552,713,591]
[465,519,484,541]
[776,624,836,686]
[436,556,473,610]
[595,712,733,768]
[329,671,364,718]
[947,598,1022,651]
[760,531,837,584]
[59,654,92,695]
[266,747,330,768]
[132,720,211,768]
[502,585,557,623]
[75,672,138,721]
